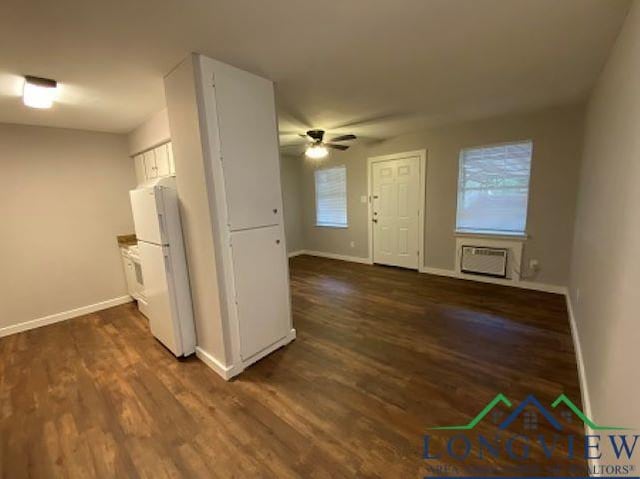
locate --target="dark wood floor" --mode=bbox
[0,255,585,478]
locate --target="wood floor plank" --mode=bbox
[0,255,585,477]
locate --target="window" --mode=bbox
[315,166,348,227]
[456,141,533,235]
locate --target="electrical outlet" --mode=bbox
[529,259,539,271]
[350,241,356,248]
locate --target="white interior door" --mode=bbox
[230,225,290,360]
[372,156,420,269]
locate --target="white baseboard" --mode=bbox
[0,295,133,339]
[420,266,567,295]
[420,266,460,278]
[195,347,240,380]
[242,328,296,370]
[287,250,305,258]
[298,250,372,265]
[196,329,296,381]
[293,250,564,294]
[565,293,599,474]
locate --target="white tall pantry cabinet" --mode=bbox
[164,53,295,379]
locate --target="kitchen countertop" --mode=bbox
[117,234,137,248]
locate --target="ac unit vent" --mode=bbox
[474,249,504,256]
[461,246,508,278]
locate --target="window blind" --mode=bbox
[315,166,348,227]
[456,141,533,234]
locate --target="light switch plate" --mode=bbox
[360,195,367,204]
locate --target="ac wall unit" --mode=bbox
[461,246,508,278]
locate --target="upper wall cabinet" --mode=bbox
[134,154,146,185]
[154,143,171,177]
[144,150,157,179]
[133,142,176,185]
[168,144,175,175]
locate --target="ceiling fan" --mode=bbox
[300,129,357,159]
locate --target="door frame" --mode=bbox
[366,149,427,268]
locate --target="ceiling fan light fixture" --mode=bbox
[305,144,328,159]
[23,75,58,109]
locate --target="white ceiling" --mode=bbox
[0,0,630,142]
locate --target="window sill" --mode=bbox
[455,229,528,241]
[316,223,349,229]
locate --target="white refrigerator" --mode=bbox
[129,177,196,357]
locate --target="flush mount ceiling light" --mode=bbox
[305,144,329,159]
[23,75,58,109]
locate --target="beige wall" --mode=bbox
[0,123,135,331]
[299,143,369,259]
[164,56,229,366]
[280,155,305,253]
[295,104,584,286]
[127,108,171,156]
[569,0,640,460]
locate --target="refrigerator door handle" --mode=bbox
[158,213,166,243]
[164,248,171,274]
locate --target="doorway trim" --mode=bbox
[366,149,427,268]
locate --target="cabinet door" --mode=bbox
[122,255,137,295]
[134,155,146,184]
[230,225,290,360]
[213,70,282,230]
[167,142,176,176]
[132,260,144,297]
[154,144,171,177]
[144,150,157,179]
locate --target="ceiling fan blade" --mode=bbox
[306,129,325,142]
[329,134,357,142]
[326,143,349,151]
